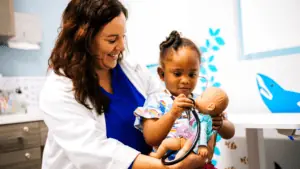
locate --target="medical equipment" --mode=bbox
[161,97,201,165]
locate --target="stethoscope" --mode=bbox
[161,95,201,165]
[161,76,208,165]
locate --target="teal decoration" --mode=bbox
[214,147,221,156]
[200,77,208,83]
[200,46,208,53]
[213,82,221,87]
[216,134,222,142]
[198,28,224,91]
[211,159,217,166]
[146,63,159,75]
[200,67,207,75]
[209,28,220,36]
[206,39,211,47]
[212,46,220,51]
[208,55,215,62]
[198,28,225,167]
[215,37,225,46]
[208,64,218,72]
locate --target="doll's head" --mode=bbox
[195,87,229,116]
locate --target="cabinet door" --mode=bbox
[0,0,15,40]
[0,122,41,153]
[40,121,48,146]
[0,147,41,169]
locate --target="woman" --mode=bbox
[39,0,235,169]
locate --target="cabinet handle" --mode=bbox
[25,152,31,159]
[23,126,29,132]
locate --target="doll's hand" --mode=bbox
[170,94,194,118]
[211,112,226,131]
[198,146,208,158]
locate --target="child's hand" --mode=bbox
[198,146,208,158]
[170,94,194,118]
[211,112,226,131]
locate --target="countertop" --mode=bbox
[228,113,300,129]
[0,107,43,125]
[1,110,300,129]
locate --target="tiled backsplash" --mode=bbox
[0,77,45,110]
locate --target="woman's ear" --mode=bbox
[157,67,165,81]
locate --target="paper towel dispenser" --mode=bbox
[0,0,42,50]
[7,12,42,50]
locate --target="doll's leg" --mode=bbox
[175,138,193,159]
[149,138,182,159]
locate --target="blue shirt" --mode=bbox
[100,64,151,168]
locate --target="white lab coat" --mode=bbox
[39,57,162,169]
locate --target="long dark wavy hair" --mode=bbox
[48,0,128,115]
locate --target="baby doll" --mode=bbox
[148,87,229,160]
[194,86,229,157]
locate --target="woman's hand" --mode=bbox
[211,112,226,131]
[169,143,214,169]
[169,152,208,169]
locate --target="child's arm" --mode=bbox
[218,119,235,139]
[143,113,177,146]
[143,94,194,146]
[212,112,235,139]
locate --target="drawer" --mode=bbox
[0,147,41,167]
[0,160,41,169]
[0,122,41,153]
[40,121,48,146]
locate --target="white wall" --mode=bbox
[240,0,300,54]
[124,0,300,168]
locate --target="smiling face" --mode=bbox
[92,13,127,70]
[158,47,200,97]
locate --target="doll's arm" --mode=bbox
[198,121,208,146]
[196,121,209,157]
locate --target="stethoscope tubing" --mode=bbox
[162,97,201,165]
